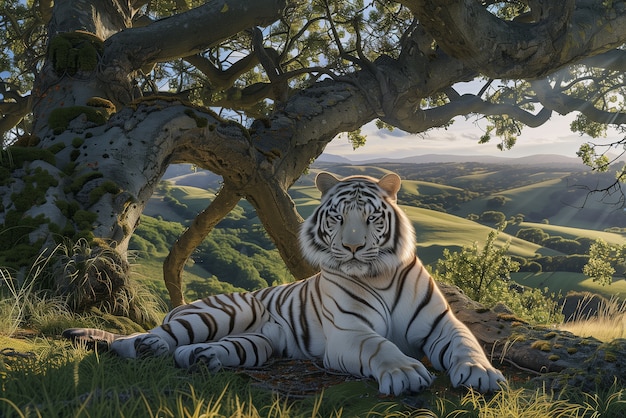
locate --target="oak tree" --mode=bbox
[1,0,626,317]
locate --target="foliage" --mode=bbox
[435,228,519,303]
[131,215,289,291]
[542,236,582,254]
[516,227,549,245]
[583,239,626,286]
[524,255,589,274]
[435,229,562,324]
[479,210,507,226]
[131,216,185,253]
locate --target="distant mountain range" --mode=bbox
[316,153,591,166]
[163,152,626,183]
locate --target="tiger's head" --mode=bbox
[300,172,416,278]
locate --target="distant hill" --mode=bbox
[159,158,624,234]
[142,157,626,298]
[162,164,223,189]
[319,153,587,166]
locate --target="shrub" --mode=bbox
[542,236,582,254]
[435,229,561,324]
[487,195,506,208]
[435,229,519,304]
[516,227,548,245]
[479,210,506,225]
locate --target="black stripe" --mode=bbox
[232,340,246,364]
[405,278,434,339]
[422,308,451,344]
[389,257,418,300]
[298,284,312,353]
[240,335,263,365]
[176,318,195,343]
[334,300,375,329]
[244,298,262,331]
[438,341,451,370]
[195,312,218,341]
[160,323,178,345]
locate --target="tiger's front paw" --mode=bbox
[449,361,506,392]
[378,362,434,395]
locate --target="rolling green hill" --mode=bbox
[516,222,625,246]
[143,160,625,301]
[453,175,626,230]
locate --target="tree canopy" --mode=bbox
[1,0,626,313]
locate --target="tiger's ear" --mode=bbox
[315,172,341,195]
[377,173,402,200]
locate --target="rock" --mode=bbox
[439,281,626,392]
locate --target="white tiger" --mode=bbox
[64,172,505,395]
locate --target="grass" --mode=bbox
[0,267,90,337]
[2,335,626,417]
[453,178,564,218]
[401,206,553,263]
[559,295,626,341]
[400,179,465,196]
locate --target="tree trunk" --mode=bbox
[163,183,241,307]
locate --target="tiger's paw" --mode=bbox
[378,363,434,395]
[135,335,170,357]
[110,334,170,358]
[449,361,506,392]
[174,345,223,372]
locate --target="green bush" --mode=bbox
[479,210,506,225]
[435,229,561,324]
[516,227,549,245]
[542,236,582,254]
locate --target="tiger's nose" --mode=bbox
[343,242,365,253]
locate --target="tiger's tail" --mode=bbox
[62,328,124,352]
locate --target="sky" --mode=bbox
[324,112,624,162]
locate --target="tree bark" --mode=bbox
[402,0,626,78]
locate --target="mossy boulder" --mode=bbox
[440,282,626,392]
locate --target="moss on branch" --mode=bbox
[48,31,104,75]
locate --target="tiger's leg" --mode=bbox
[324,330,435,395]
[418,310,505,392]
[173,333,274,371]
[109,292,270,359]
